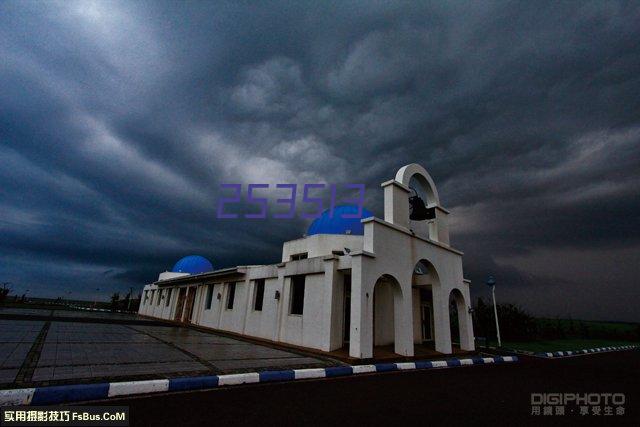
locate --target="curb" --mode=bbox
[0,356,517,406]
[67,304,134,314]
[535,345,638,358]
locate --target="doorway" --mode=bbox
[420,302,433,342]
[183,287,197,323]
[343,275,351,345]
[174,288,187,321]
[372,274,401,351]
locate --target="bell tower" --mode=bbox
[381,163,450,244]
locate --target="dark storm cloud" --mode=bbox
[1,0,639,320]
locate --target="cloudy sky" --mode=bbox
[1,1,639,321]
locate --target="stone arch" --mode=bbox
[448,287,473,351]
[372,274,404,355]
[411,259,442,352]
[395,163,440,206]
[449,289,463,344]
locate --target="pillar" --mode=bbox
[381,180,411,229]
[349,256,373,358]
[432,285,453,354]
[393,281,415,356]
[457,287,475,351]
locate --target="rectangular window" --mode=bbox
[253,279,265,311]
[144,290,149,304]
[226,283,236,310]
[290,252,308,261]
[205,284,214,310]
[290,275,305,315]
[157,290,162,306]
[166,288,172,307]
[150,290,155,306]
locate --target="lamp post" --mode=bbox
[486,276,501,347]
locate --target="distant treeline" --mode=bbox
[471,297,640,343]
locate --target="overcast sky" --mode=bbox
[1,1,639,321]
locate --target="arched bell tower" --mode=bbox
[381,163,450,244]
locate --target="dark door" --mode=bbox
[421,303,433,341]
[343,275,351,344]
[183,287,197,324]
[174,288,187,321]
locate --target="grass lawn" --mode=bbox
[537,318,638,334]
[501,339,638,353]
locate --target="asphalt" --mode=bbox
[107,350,640,426]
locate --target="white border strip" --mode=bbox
[108,379,169,397]
[535,345,637,358]
[0,356,518,406]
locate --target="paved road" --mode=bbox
[110,350,640,426]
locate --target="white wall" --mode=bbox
[158,271,190,281]
[243,277,280,340]
[277,273,326,348]
[282,234,364,262]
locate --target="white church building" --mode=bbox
[139,164,475,359]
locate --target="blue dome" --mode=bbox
[172,255,214,275]
[307,205,374,236]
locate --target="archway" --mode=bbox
[449,288,470,352]
[395,163,440,206]
[372,274,403,356]
[390,163,448,243]
[411,260,442,355]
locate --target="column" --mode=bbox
[432,285,453,354]
[393,281,415,356]
[349,256,373,358]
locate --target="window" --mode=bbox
[150,290,155,306]
[166,288,172,307]
[157,290,162,306]
[253,279,265,311]
[226,283,236,310]
[144,290,149,304]
[290,252,308,261]
[290,275,305,315]
[205,285,214,310]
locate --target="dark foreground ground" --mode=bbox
[107,350,639,426]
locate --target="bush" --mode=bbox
[473,297,538,343]
[473,298,640,344]
[0,288,9,303]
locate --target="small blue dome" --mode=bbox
[172,255,214,275]
[307,205,374,236]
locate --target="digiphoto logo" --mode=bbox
[530,393,626,417]
[216,183,365,219]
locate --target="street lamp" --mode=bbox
[485,275,502,347]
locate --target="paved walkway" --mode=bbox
[0,309,332,388]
